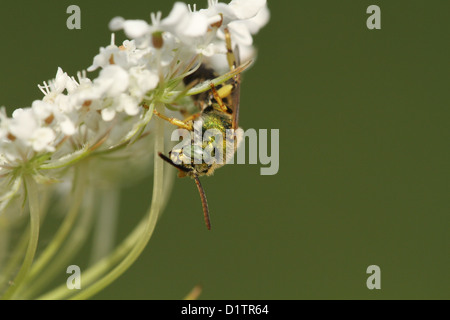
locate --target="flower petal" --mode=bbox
[109,16,125,31]
[181,12,208,38]
[228,0,267,20]
[122,20,150,38]
[228,21,253,46]
[96,65,130,97]
[162,2,189,27]
[101,107,116,122]
[31,127,55,152]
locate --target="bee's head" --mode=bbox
[157,152,212,230]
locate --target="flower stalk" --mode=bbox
[14,162,88,298]
[1,175,40,300]
[69,105,165,300]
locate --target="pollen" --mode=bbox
[152,31,164,49]
[82,100,92,109]
[6,133,16,141]
[44,114,55,125]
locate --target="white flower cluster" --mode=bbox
[0,0,269,209]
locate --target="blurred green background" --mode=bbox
[1,0,448,299]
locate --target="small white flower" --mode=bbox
[95,65,130,98]
[110,17,151,39]
[119,94,140,116]
[202,0,266,26]
[237,2,270,35]
[128,67,159,98]
[31,100,53,120]
[109,16,126,31]
[202,0,235,24]
[31,100,76,136]
[65,79,78,94]
[9,108,39,142]
[58,114,76,136]
[120,40,151,67]
[196,42,219,57]
[163,2,210,39]
[101,106,117,122]
[51,67,70,94]
[31,127,55,152]
[217,1,270,47]
[7,108,57,153]
[38,67,71,99]
[87,43,124,72]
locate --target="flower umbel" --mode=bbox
[0,0,269,299]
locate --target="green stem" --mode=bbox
[0,224,10,286]
[70,107,165,300]
[37,220,146,300]
[0,225,28,294]
[38,105,165,300]
[21,164,87,288]
[38,162,175,300]
[1,175,40,300]
[21,184,96,299]
[90,187,120,264]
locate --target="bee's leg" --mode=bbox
[153,110,192,130]
[210,84,233,114]
[224,27,241,130]
[182,112,202,122]
[224,27,237,72]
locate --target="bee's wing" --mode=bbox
[232,45,241,130]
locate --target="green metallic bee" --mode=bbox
[155,28,247,230]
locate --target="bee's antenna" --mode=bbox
[194,174,211,230]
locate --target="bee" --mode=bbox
[154,28,248,230]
